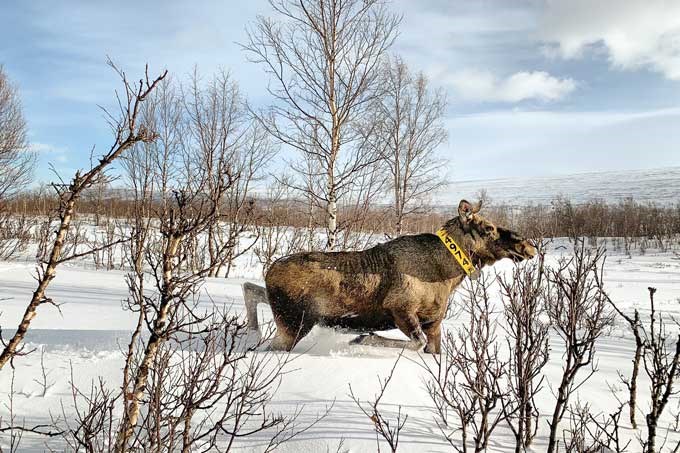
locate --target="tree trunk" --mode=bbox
[0,197,75,370]
[629,313,642,429]
[326,194,337,250]
[547,381,569,453]
[115,235,180,452]
[647,413,657,453]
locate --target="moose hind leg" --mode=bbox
[269,312,316,351]
[267,288,318,351]
[243,282,268,334]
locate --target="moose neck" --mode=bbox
[440,217,486,270]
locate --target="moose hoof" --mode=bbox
[349,333,412,349]
[423,344,440,354]
[349,333,376,346]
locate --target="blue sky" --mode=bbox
[2,0,679,184]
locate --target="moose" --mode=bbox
[243,200,537,353]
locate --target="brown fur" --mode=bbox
[244,200,537,353]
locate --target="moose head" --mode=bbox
[454,199,537,266]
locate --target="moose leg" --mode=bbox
[423,320,442,354]
[349,333,411,349]
[270,313,316,351]
[270,329,298,351]
[351,303,427,351]
[267,288,317,352]
[391,309,428,351]
[243,282,268,334]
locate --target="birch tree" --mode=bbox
[367,56,447,235]
[0,66,35,260]
[0,66,33,201]
[244,0,400,249]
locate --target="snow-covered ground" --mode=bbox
[1,240,680,452]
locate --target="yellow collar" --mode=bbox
[435,228,476,277]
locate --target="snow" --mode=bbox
[1,240,680,452]
[440,166,680,206]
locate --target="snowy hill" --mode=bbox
[441,166,680,206]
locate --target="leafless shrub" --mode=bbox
[336,163,389,251]
[0,370,63,453]
[589,402,631,453]
[349,353,407,453]
[599,275,645,429]
[636,287,680,453]
[32,346,54,398]
[0,213,33,260]
[125,305,311,452]
[499,246,550,452]
[59,366,119,453]
[423,274,508,453]
[90,219,125,270]
[559,401,630,453]
[545,239,615,453]
[254,179,307,275]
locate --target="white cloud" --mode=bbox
[538,0,680,80]
[444,69,577,103]
[28,142,65,153]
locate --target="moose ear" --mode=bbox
[458,199,482,222]
[458,199,474,222]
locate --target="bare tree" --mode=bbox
[365,56,447,236]
[0,66,33,201]
[244,0,400,249]
[0,66,35,261]
[598,272,645,429]
[0,61,167,370]
[254,178,307,275]
[114,74,319,451]
[423,274,508,453]
[499,249,550,453]
[182,69,270,277]
[113,81,289,449]
[639,287,680,453]
[113,175,233,451]
[545,240,615,453]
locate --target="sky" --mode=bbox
[1,0,679,184]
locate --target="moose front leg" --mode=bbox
[350,309,427,351]
[423,320,442,354]
[391,309,427,351]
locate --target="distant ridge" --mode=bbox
[441,166,680,206]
